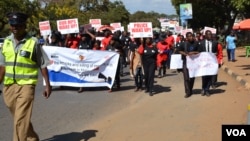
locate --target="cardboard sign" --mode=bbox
[181,28,193,37]
[187,52,218,78]
[39,21,51,36]
[89,19,102,29]
[57,18,79,34]
[80,24,92,33]
[129,22,153,38]
[110,22,121,32]
[203,26,217,35]
[170,54,183,69]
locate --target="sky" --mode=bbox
[110,0,177,15]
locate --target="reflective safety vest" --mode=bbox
[2,38,38,85]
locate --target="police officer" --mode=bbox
[0,12,51,141]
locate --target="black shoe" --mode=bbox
[211,85,216,89]
[149,92,153,96]
[145,89,149,93]
[205,91,211,97]
[157,75,162,78]
[78,87,84,93]
[134,87,139,92]
[201,90,205,96]
[184,94,191,98]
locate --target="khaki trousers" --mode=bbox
[3,84,39,141]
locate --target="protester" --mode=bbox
[37,33,45,47]
[138,37,158,96]
[198,30,219,96]
[177,32,200,98]
[48,31,63,47]
[106,37,123,92]
[226,30,237,62]
[218,30,226,48]
[174,34,185,53]
[156,35,169,78]
[114,30,125,77]
[165,31,175,69]
[211,34,223,88]
[152,31,160,45]
[175,33,181,44]
[0,12,51,141]
[92,40,101,50]
[120,31,131,67]
[77,30,96,93]
[100,29,112,50]
[64,33,80,49]
[130,38,144,91]
[195,32,203,42]
[78,30,96,50]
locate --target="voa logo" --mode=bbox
[226,129,246,136]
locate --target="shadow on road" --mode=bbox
[42,129,98,141]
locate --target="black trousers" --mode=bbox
[202,75,212,91]
[143,61,156,92]
[114,58,121,87]
[182,63,195,95]
[158,60,167,76]
[134,67,143,89]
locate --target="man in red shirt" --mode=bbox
[165,31,175,69]
[101,30,112,50]
[156,35,169,77]
[64,33,81,49]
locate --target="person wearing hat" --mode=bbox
[0,12,52,141]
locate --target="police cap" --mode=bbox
[6,12,28,25]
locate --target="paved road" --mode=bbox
[0,68,248,141]
[0,68,175,141]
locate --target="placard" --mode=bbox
[57,18,79,34]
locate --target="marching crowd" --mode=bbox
[37,25,230,98]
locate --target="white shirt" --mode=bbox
[206,40,212,52]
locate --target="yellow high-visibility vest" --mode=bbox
[2,38,38,85]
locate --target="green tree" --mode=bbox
[0,0,40,37]
[171,0,250,34]
[129,11,161,28]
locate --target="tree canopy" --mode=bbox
[1,0,250,37]
[171,0,250,33]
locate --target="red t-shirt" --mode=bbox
[101,36,112,50]
[66,37,81,49]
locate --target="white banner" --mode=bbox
[187,52,218,78]
[43,46,119,88]
[57,18,79,34]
